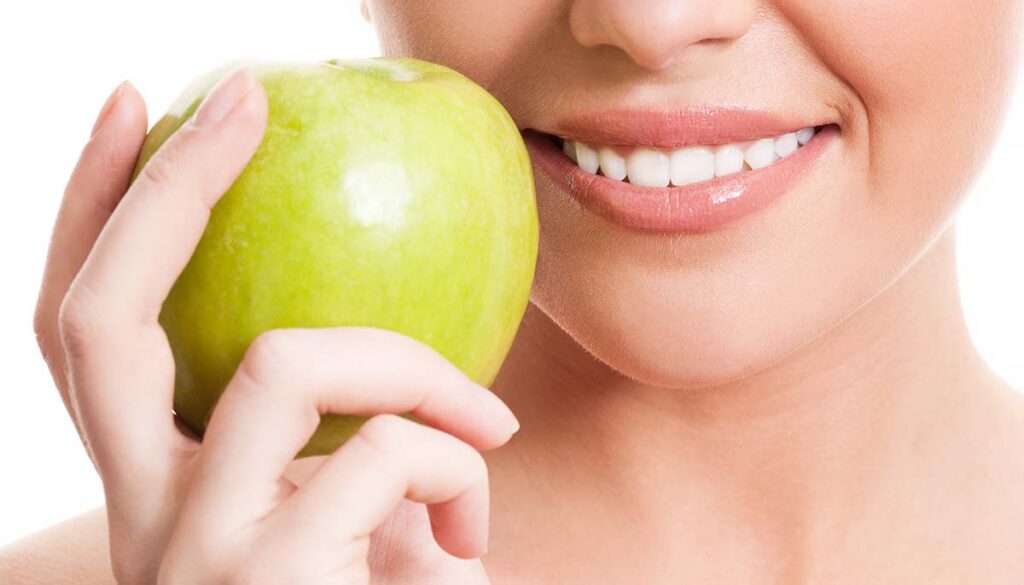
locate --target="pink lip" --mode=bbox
[524,116,839,234]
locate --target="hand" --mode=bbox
[32,69,518,584]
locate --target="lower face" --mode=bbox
[368,0,1022,387]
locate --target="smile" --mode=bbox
[560,127,819,187]
[524,108,840,234]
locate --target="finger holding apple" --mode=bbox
[56,69,268,497]
[160,327,517,583]
[45,69,269,582]
[181,325,518,540]
[36,58,535,583]
[32,79,149,433]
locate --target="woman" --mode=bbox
[3,0,1023,582]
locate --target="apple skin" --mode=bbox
[133,58,538,456]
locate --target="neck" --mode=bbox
[487,226,996,577]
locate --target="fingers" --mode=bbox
[62,68,267,339]
[184,327,518,533]
[33,81,148,415]
[58,69,268,492]
[166,416,491,582]
[367,500,493,582]
[264,414,490,568]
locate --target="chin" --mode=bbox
[528,225,912,391]
[532,291,801,390]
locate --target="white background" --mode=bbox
[0,2,1021,547]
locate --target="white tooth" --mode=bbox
[795,127,815,146]
[669,146,715,186]
[575,143,600,174]
[626,148,670,187]
[563,140,578,163]
[714,144,745,177]
[774,133,799,158]
[598,148,627,181]
[743,138,778,170]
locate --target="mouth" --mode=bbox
[524,108,840,234]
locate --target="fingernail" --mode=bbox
[476,386,520,435]
[91,81,130,138]
[192,68,257,127]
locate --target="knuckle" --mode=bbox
[57,284,107,358]
[356,414,408,452]
[138,144,184,189]
[136,126,203,192]
[347,418,408,482]
[237,329,296,389]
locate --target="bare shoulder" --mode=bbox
[991,380,1024,468]
[874,379,1024,583]
[975,380,1024,573]
[0,508,113,585]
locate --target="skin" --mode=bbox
[2,0,1024,583]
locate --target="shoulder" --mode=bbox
[962,380,1024,579]
[0,508,114,585]
[987,379,1024,467]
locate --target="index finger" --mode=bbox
[184,326,519,532]
[33,81,147,416]
[58,69,268,489]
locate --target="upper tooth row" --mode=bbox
[563,127,816,188]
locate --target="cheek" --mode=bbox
[368,0,562,93]
[784,0,1021,223]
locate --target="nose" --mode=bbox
[568,0,756,70]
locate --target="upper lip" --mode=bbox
[541,107,834,150]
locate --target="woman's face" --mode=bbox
[364,0,1021,387]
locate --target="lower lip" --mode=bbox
[524,125,839,234]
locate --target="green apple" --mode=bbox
[133,58,538,456]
